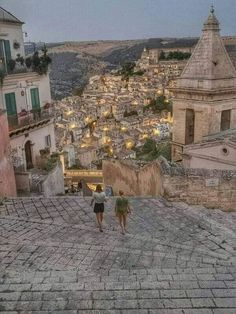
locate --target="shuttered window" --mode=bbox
[0,40,11,73]
[0,40,5,71]
[3,40,11,63]
[5,92,17,127]
[5,92,17,116]
[30,88,40,109]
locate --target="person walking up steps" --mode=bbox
[115,190,131,235]
[91,185,106,232]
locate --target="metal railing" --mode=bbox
[8,108,54,131]
[65,170,103,177]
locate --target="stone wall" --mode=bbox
[103,158,236,211]
[0,111,17,197]
[40,162,64,197]
[161,160,236,211]
[102,159,163,196]
[103,159,139,195]
[15,172,31,193]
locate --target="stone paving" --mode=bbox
[0,196,235,313]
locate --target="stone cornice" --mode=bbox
[170,87,236,96]
[9,118,53,139]
[184,151,236,167]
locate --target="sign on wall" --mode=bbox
[205,178,219,187]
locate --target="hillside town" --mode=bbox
[0,5,236,198]
[0,3,236,313]
[53,53,177,170]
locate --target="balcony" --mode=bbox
[8,108,54,134]
[0,50,51,80]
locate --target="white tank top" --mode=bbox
[92,192,106,204]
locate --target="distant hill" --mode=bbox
[24,37,236,100]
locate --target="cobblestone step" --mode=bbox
[0,197,235,312]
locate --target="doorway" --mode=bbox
[25,140,33,169]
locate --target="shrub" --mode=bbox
[8,59,16,71]
[16,54,24,66]
[25,57,32,68]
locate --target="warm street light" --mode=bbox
[125,139,134,149]
[66,110,73,116]
[153,128,160,136]
[70,123,76,129]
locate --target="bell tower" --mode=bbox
[171,7,236,161]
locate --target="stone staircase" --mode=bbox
[0,196,235,312]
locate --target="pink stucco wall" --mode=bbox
[0,111,17,197]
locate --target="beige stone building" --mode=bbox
[182,129,236,170]
[171,8,236,162]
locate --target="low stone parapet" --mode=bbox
[103,157,236,211]
[40,162,64,197]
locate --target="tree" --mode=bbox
[159,50,166,60]
[119,62,136,80]
[155,142,171,161]
[166,51,191,60]
[72,86,84,96]
[142,139,156,154]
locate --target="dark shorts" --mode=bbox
[94,203,104,213]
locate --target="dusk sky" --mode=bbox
[1,0,235,43]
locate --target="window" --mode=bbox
[221,110,231,131]
[0,40,11,72]
[221,147,229,156]
[185,109,195,145]
[45,135,51,147]
[5,92,17,116]
[5,92,18,129]
[30,88,40,110]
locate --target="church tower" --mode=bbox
[171,7,236,161]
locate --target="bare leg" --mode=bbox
[118,215,125,234]
[123,214,127,232]
[99,212,103,231]
[96,213,101,230]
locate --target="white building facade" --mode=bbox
[0,7,56,171]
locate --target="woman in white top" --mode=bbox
[90,184,106,232]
